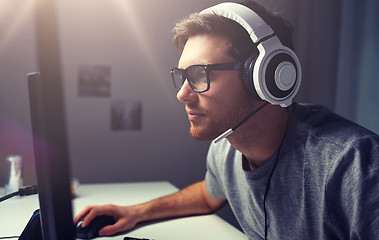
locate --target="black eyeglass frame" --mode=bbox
[170,62,243,93]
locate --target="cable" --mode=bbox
[0,185,38,202]
[0,191,18,202]
[0,236,20,239]
[232,102,269,130]
[263,108,290,239]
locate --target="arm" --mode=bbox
[74,180,226,236]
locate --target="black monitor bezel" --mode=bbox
[28,0,75,238]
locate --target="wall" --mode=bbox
[0,0,38,186]
[335,0,379,134]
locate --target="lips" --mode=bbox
[186,108,205,122]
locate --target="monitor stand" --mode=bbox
[19,209,42,240]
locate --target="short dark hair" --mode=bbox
[172,1,294,61]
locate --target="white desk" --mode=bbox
[0,182,248,240]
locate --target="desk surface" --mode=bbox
[0,182,247,240]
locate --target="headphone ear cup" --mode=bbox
[251,37,301,107]
[242,52,262,101]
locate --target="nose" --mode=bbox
[176,80,197,103]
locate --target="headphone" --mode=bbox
[200,2,301,107]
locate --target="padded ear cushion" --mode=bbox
[241,51,262,101]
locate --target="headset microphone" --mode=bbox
[213,102,268,143]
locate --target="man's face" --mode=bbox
[176,34,258,141]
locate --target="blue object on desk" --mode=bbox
[19,209,42,240]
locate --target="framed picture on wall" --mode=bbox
[110,100,142,131]
[78,65,111,97]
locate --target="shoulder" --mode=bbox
[323,134,379,238]
[292,102,379,150]
[288,102,379,189]
[291,104,379,237]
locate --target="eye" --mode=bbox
[188,66,206,82]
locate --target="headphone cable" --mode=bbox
[263,107,290,239]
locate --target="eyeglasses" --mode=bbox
[170,62,242,93]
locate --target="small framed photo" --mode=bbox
[78,65,111,97]
[111,100,142,131]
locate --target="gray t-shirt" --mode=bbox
[205,103,379,239]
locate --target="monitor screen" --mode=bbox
[27,72,75,240]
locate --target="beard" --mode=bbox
[188,104,251,141]
[189,121,221,141]
[186,103,222,141]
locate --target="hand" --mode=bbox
[74,204,139,236]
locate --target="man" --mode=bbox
[75,1,379,239]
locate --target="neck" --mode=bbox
[228,105,290,170]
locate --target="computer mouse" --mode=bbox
[76,215,116,239]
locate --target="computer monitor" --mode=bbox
[27,72,75,240]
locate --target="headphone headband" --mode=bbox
[200,2,273,43]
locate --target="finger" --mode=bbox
[81,205,116,228]
[98,219,130,237]
[81,209,100,228]
[73,206,93,224]
[98,225,116,237]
